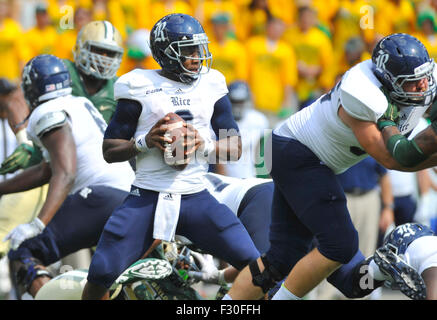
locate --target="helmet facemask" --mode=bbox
[387,60,437,107]
[75,40,124,79]
[164,33,212,83]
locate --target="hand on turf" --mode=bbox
[187,252,226,285]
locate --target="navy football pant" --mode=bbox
[87,188,260,289]
[8,185,128,266]
[265,134,359,277]
[237,182,273,254]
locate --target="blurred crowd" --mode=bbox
[1,0,437,124]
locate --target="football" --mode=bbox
[163,112,189,170]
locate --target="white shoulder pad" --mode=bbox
[339,60,387,123]
[205,68,228,99]
[114,69,156,101]
[34,110,68,138]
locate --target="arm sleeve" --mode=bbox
[387,134,429,167]
[104,99,142,140]
[210,95,240,139]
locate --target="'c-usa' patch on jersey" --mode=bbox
[114,69,163,103]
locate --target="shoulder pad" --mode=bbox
[339,60,388,122]
[114,69,155,101]
[34,110,68,138]
[204,68,228,100]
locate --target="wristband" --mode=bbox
[134,134,151,152]
[377,120,396,131]
[15,128,32,145]
[383,203,395,210]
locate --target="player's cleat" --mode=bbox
[114,258,173,285]
[374,245,427,300]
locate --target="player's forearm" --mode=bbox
[102,138,139,163]
[380,126,435,170]
[37,171,74,225]
[5,88,30,134]
[0,162,51,195]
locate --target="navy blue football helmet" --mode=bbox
[372,33,436,106]
[21,54,72,109]
[150,13,212,83]
[228,81,252,121]
[383,223,435,256]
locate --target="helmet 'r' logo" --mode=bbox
[154,21,168,42]
[375,50,389,69]
[397,224,416,237]
[22,63,33,85]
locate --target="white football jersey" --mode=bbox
[27,95,135,194]
[404,236,437,275]
[275,59,437,174]
[224,109,269,178]
[203,173,272,214]
[114,68,228,194]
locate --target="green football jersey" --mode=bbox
[63,59,117,123]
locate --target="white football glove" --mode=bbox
[3,218,45,250]
[188,251,226,285]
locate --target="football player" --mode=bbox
[0,54,135,298]
[0,20,124,175]
[81,13,260,300]
[373,41,437,170]
[34,173,275,300]
[0,79,48,259]
[369,223,437,300]
[224,33,437,301]
[0,20,125,262]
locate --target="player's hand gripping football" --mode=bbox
[134,115,173,153]
[184,123,204,158]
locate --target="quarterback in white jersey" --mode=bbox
[112,67,227,193]
[226,33,437,301]
[82,14,260,300]
[0,55,134,298]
